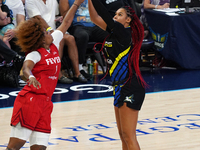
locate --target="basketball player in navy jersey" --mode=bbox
[88,0,147,149]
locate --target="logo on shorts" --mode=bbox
[124,94,134,103]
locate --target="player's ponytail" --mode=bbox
[123,6,147,87]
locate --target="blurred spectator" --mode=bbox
[25,0,87,83]
[2,0,26,57]
[0,38,24,87]
[0,3,24,88]
[0,1,15,48]
[5,0,25,26]
[0,2,24,73]
[141,0,170,34]
[143,0,170,9]
[59,0,109,79]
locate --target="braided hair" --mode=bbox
[123,6,147,87]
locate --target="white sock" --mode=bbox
[79,64,83,71]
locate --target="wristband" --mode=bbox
[155,5,158,9]
[29,75,35,80]
[73,3,79,7]
[46,27,53,32]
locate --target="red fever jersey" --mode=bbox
[20,43,61,97]
[11,43,61,133]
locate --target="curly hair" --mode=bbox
[15,17,45,53]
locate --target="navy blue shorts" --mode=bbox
[113,75,145,110]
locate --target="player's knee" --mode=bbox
[6,139,26,150]
[64,34,75,44]
[121,131,134,144]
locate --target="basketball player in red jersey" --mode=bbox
[6,0,84,149]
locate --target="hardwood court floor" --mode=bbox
[1,87,200,150]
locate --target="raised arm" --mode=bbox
[88,0,107,30]
[88,0,114,31]
[57,0,84,34]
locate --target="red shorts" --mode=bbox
[11,92,53,133]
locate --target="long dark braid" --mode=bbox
[123,6,147,87]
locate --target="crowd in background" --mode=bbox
[0,0,171,87]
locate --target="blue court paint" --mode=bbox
[1,68,200,108]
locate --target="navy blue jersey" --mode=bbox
[92,0,145,110]
[104,22,133,83]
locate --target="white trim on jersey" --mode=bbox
[25,30,63,64]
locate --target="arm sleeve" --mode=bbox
[52,30,63,50]
[25,51,41,64]
[91,0,115,30]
